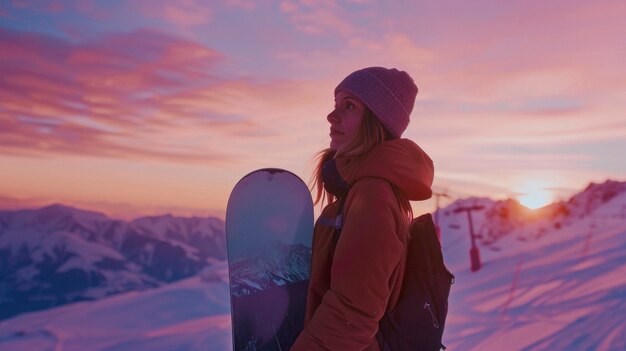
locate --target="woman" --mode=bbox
[291,67,435,350]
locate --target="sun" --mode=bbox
[517,181,554,209]
[519,191,551,209]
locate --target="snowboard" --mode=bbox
[226,168,314,351]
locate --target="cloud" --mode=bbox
[0,28,324,163]
[2,0,213,26]
[1,0,111,20]
[274,0,625,112]
[279,0,359,37]
[135,0,214,26]
[0,27,339,166]
[225,0,256,11]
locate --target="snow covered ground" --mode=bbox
[1,181,624,350]
[441,190,626,350]
[0,262,232,351]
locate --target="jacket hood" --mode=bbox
[336,139,434,201]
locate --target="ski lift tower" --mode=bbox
[453,204,484,272]
[433,191,451,237]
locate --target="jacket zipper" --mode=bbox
[423,302,440,329]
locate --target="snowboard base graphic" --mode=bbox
[226,168,314,351]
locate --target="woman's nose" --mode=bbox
[327,109,338,123]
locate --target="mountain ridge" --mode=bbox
[1,179,623,321]
[0,205,226,320]
[1,179,624,350]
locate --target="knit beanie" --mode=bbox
[334,67,418,139]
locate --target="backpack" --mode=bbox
[332,193,454,351]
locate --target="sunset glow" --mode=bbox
[519,190,552,210]
[516,180,555,209]
[1,1,625,219]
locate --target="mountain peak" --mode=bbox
[40,203,79,213]
[579,179,626,199]
[566,180,626,214]
[35,203,110,224]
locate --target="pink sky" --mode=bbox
[1,0,625,220]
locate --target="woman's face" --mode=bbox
[327,91,365,150]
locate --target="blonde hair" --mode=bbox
[310,108,413,229]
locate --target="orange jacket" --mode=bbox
[291,139,434,351]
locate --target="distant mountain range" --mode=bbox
[1,180,624,322]
[1,180,624,350]
[0,204,226,320]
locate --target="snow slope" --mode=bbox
[0,262,232,351]
[441,183,626,350]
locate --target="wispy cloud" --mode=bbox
[279,0,356,37]
[0,28,310,163]
[225,0,256,11]
[135,0,214,26]
[1,0,214,25]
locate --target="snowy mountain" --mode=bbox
[0,204,226,320]
[0,180,624,351]
[229,241,311,297]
